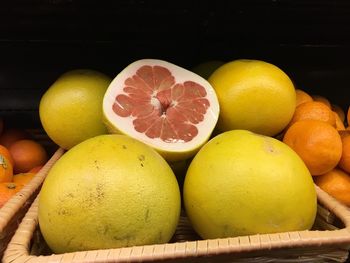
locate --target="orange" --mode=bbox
[312,94,331,108]
[334,111,345,131]
[295,89,313,106]
[314,168,350,206]
[28,165,43,173]
[283,120,342,176]
[9,139,48,173]
[332,104,345,123]
[12,172,36,186]
[0,128,30,149]
[0,154,13,183]
[338,131,350,173]
[288,101,336,128]
[0,144,14,166]
[0,182,21,208]
[347,106,350,127]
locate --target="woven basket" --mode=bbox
[3,158,350,262]
[0,148,64,259]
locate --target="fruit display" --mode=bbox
[3,57,350,258]
[0,125,48,208]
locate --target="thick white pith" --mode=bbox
[103,59,220,152]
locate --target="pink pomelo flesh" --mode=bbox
[103,59,219,161]
[113,65,210,143]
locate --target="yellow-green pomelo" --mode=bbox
[183,130,317,239]
[38,134,181,253]
[208,59,296,136]
[39,69,112,149]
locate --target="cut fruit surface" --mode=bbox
[103,59,220,162]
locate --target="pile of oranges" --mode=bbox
[282,89,350,206]
[0,122,48,208]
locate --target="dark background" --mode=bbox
[1,0,350,127]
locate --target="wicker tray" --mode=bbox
[3,155,350,263]
[0,148,64,259]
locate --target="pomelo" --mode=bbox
[208,59,296,136]
[183,130,317,239]
[39,69,112,150]
[103,59,220,162]
[38,134,181,253]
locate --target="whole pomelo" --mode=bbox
[183,130,317,239]
[38,134,181,253]
[39,69,112,150]
[208,59,296,136]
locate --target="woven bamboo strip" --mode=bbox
[0,148,64,231]
[0,148,64,258]
[3,182,350,262]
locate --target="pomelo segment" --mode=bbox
[103,59,220,162]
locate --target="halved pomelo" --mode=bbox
[103,59,220,162]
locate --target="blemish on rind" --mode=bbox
[263,138,280,154]
[122,145,127,149]
[94,160,100,169]
[0,155,8,168]
[138,154,145,161]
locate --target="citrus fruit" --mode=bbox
[191,60,225,79]
[183,130,317,239]
[312,94,331,108]
[332,104,345,123]
[38,134,181,253]
[287,101,336,128]
[314,168,350,206]
[0,182,21,208]
[0,128,30,149]
[347,106,350,127]
[0,154,13,183]
[9,139,48,173]
[0,144,14,166]
[208,59,296,136]
[338,131,350,173]
[334,111,345,131]
[103,59,220,162]
[12,172,36,186]
[295,88,313,106]
[39,69,112,150]
[283,120,342,176]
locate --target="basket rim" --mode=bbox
[0,147,65,236]
[3,150,350,262]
